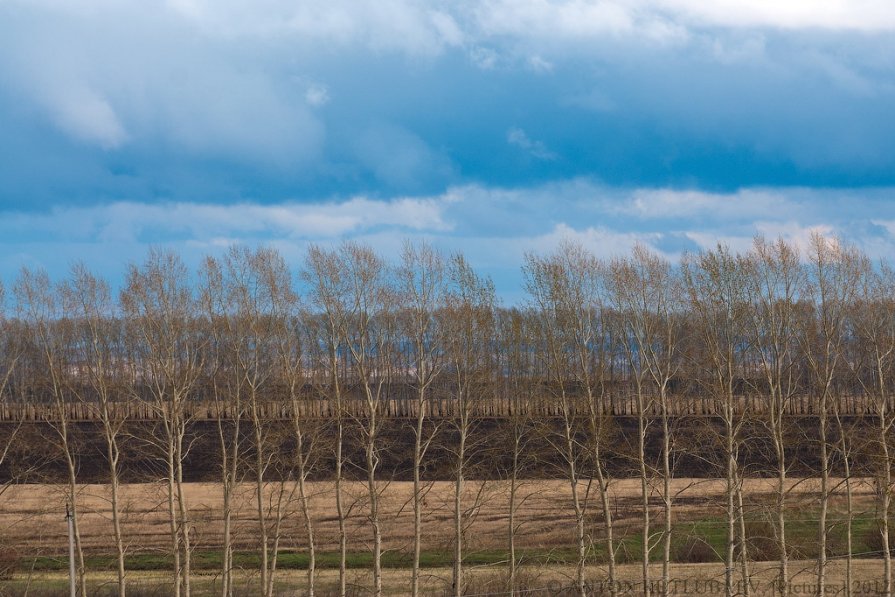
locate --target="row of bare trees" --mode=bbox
[0,233,894,597]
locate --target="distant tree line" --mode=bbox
[0,232,893,597]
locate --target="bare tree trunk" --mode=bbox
[412,403,425,597]
[508,443,518,596]
[774,407,788,597]
[726,401,736,597]
[64,426,87,597]
[835,406,854,597]
[253,399,270,595]
[637,388,652,597]
[367,407,383,597]
[660,388,672,597]
[103,403,127,597]
[818,399,829,596]
[881,389,893,597]
[165,430,182,597]
[453,406,466,597]
[294,426,317,597]
[335,417,346,597]
[175,418,192,597]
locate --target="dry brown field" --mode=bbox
[0,479,890,594]
[9,560,892,596]
[0,477,877,557]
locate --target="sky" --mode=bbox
[1,0,895,301]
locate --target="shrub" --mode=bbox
[744,520,781,562]
[673,536,718,563]
[863,522,895,557]
[0,547,19,580]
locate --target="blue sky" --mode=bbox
[2,0,895,300]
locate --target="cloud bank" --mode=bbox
[1,0,894,208]
[3,182,893,301]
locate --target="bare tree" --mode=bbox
[683,246,753,597]
[198,255,244,597]
[524,242,619,595]
[442,253,496,597]
[302,245,352,597]
[62,264,130,597]
[559,244,618,594]
[120,249,204,597]
[799,233,862,595]
[524,248,592,597]
[396,241,446,597]
[849,260,895,595]
[273,279,321,597]
[496,307,539,596]
[15,268,87,597]
[743,237,803,597]
[217,246,293,597]
[609,245,684,597]
[334,243,396,597]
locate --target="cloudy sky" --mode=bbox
[2,0,894,299]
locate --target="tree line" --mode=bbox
[0,232,893,597]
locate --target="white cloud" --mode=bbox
[0,0,324,162]
[304,83,330,107]
[655,0,895,31]
[469,46,499,69]
[44,84,128,149]
[621,188,796,220]
[2,196,452,246]
[2,183,895,298]
[528,55,554,73]
[507,127,557,160]
[163,0,464,56]
[473,0,672,42]
[354,124,455,187]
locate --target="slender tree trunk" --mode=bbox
[880,394,892,597]
[220,469,232,597]
[335,417,346,597]
[453,418,466,597]
[563,416,588,597]
[412,392,425,597]
[726,402,736,597]
[508,433,519,596]
[737,475,751,597]
[594,442,616,597]
[253,401,270,594]
[166,435,182,597]
[367,408,383,597]
[773,398,789,597]
[838,415,853,597]
[638,389,651,597]
[295,444,316,597]
[817,394,829,597]
[661,390,671,597]
[217,408,240,597]
[176,426,191,597]
[102,412,126,597]
[64,438,87,597]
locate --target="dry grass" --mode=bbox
[5,560,890,596]
[0,477,878,558]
